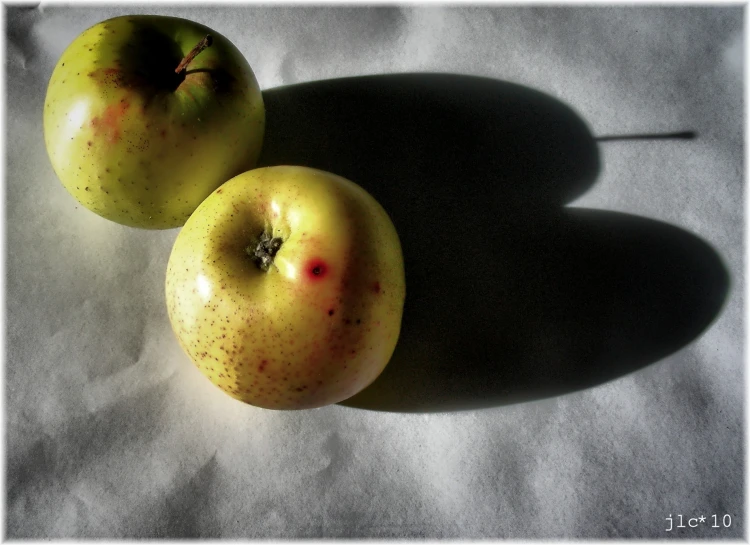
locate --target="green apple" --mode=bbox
[165,166,406,410]
[43,15,265,229]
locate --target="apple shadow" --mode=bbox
[258,73,730,412]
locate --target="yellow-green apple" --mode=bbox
[43,15,265,229]
[165,166,406,409]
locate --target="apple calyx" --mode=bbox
[175,34,214,74]
[247,231,283,272]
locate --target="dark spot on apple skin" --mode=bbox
[258,360,268,372]
[305,258,328,280]
[372,281,381,294]
[328,309,335,316]
[216,189,223,194]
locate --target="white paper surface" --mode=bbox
[5,4,743,538]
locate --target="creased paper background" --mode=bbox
[5,4,744,538]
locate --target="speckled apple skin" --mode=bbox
[165,166,406,410]
[43,15,265,229]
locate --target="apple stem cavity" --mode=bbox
[247,231,283,272]
[175,34,214,74]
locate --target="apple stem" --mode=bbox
[175,35,213,74]
[247,231,283,272]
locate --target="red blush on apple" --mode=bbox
[304,258,329,281]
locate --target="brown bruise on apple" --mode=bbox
[165,167,405,410]
[90,98,130,144]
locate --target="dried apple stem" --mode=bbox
[175,35,213,74]
[247,231,283,272]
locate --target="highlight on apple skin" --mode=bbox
[165,166,406,410]
[43,15,265,229]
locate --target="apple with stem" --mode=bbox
[165,166,406,410]
[43,15,265,229]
